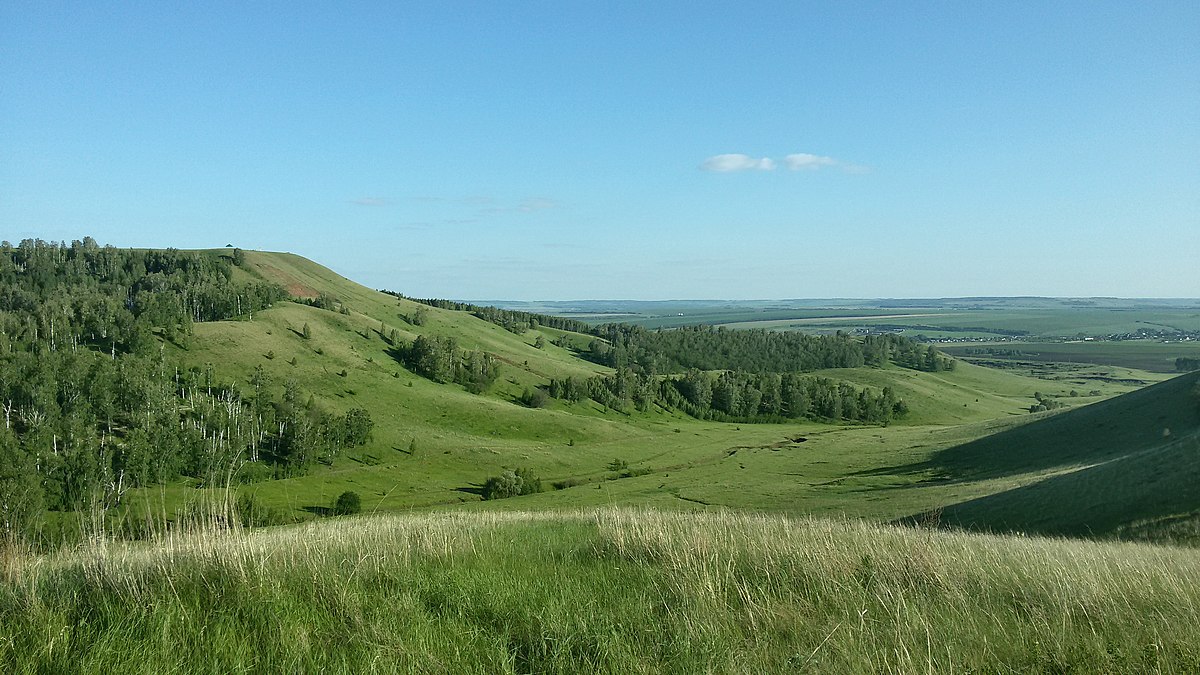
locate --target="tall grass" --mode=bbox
[2,509,1199,673]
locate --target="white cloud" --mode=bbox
[701,152,868,174]
[700,154,776,172]
[783,153,838,170]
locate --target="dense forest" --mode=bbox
[0,239,369,541]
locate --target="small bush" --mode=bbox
[552,478,583,490]
[519,387,548,408]
[332,491,362,515]
[482,467,542,500]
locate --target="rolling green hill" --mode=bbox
[115,249,1174,542]
[6,245,1200,672]
[8,244,1182,544]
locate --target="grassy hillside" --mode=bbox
[895,371,1200,540]
[4,510,1199,673]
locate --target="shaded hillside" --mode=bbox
[897,371,1200,539]
[889,371,1200,481]
[933,431,1200,541]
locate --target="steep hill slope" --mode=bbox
[899,371,1200,540]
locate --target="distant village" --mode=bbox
[856,326,1200,345]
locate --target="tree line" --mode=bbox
[549,368,906,424]
[378,290,594,335]
[583,324,954,375]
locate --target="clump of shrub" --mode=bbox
[603,458,652,479]
[552,477,583,490]
[519,387,548,408]
[482,467,542,500]
[1029,391,1064,413]
[331,490,362,516]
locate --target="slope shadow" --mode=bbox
[900,432,1200,538]
[862,371,1200,485]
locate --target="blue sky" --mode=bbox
[2,2,1197,299]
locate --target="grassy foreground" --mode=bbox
[3,510,1199,673]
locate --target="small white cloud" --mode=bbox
[350,197,389,207]
[783,153,837,170]
[700,154,776,172]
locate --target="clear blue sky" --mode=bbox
[3,2,1197,299]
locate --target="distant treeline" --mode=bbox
[583,325,955,375]
[1176,357,1200,372]
[0,238,368,543]
[879,324,1029,336]
[377,293,955,378]
[379,291,594,335]
[961,347,1027,357]
[542,329,950,425]
[549,369,906,424]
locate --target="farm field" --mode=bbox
[942,340,1200,373]
[514,298,1200,340]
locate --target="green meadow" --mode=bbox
[4,509,1200,673]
